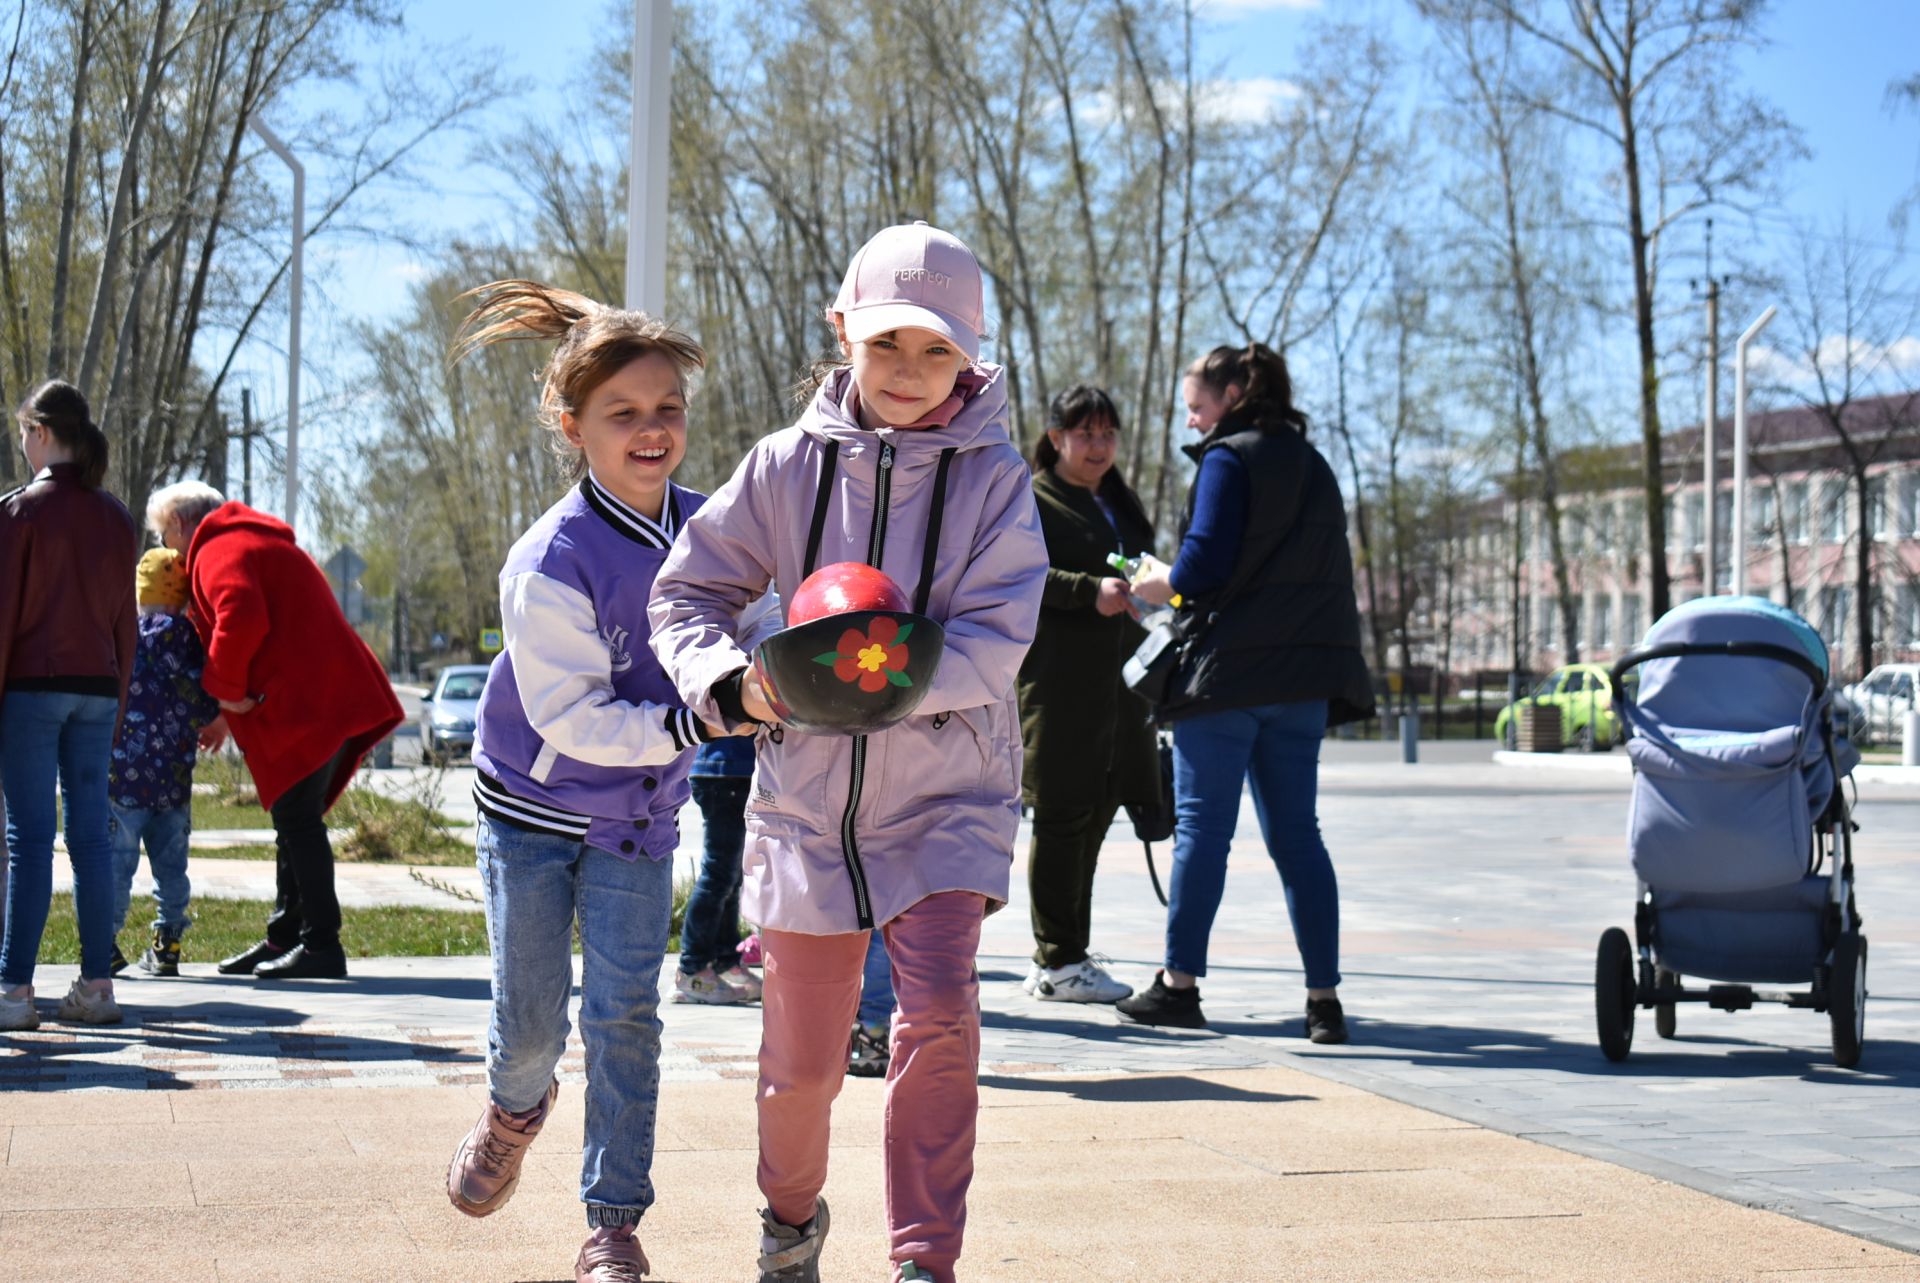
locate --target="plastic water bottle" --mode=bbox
[1106,552,1182,609]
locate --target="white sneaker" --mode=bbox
[56,978,122,1025]
[674,967,748,1005]
[717,964,763,1003]
[1021,962,1043,996]
[0,987,37,1031]
[1032,959,1133,1004]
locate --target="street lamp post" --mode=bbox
[1732,305,1778,598]
[627,1,671,314]
[248,117,303,538]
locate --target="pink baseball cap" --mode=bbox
[833,221,985,362]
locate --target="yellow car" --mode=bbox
[1494,663,1623,751]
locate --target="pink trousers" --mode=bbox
[758,889,985,1283]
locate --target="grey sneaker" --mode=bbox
[56,978,122,1024]
[758,1198,829,1282]
[0,987,37,1031]
[574,1229,649,1282]
[446,1079,557,1216]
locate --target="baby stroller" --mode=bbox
[1597,596,1866,1067]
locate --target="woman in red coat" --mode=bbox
[147,482,403,978]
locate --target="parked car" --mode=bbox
[1493,662,1623,751]
[1842,663,1920,746]
[420,663,490,764]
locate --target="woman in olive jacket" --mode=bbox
[1015,386,1159,1004]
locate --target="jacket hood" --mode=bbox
[796,363,1013,455]
[188,501,297,563]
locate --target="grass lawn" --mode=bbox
[190,751,472,865]
[37,879,692,965]
[197,836,477,868]
[39,892,489,962]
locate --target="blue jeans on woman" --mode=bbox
[2,691,120,987]
[476,813,674,1229]
[1164,699,1341,990]
[680,776,748,975]
[857,927,895,1028]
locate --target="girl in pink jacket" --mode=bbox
[649,223,1046,1283]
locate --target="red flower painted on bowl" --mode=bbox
[814,617,915,693]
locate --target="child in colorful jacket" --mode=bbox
[107,548,219,976]
[440,280,754,1283]
[650,223,1048,1283]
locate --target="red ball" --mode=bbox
[788,561,911,625]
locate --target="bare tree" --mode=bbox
[1495,0,1799,620]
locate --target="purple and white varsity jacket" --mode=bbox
[471,474,719,860]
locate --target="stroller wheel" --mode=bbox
[1595,927,1635,1062]
[1655,967,1678,1040]
[1829,933,1867,1069]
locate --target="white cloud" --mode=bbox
[1746,336,1920,389]
[1198,0,1322,13]
[1081,75,1302,130]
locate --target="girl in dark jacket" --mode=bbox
[0,381,139,1030]
[1118,345,1373,1041]
[1016,386,1158,1004]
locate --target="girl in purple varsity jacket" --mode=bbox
[440,281,756,1283]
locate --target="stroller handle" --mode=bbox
[1610,640,1826,708]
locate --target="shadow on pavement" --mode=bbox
[979,1072,1311,1105]
[1318,1017,1920,1085]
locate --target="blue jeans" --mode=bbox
[1,691,119,987]
[857,927,895,1028]
[109,802,193,938]
[679,776,748,974]
[1165,700,1341,990]
[476,813,672,1228]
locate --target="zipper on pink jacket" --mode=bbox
[837,440,894,930]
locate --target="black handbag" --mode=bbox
[1124,731,1177,906]
[1122,610,1205,707]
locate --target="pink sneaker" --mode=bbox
[718,964,763,1003]
[447,1079,556,1216]
[738,932,763,967]
[575,1229,650,1282]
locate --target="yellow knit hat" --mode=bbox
[136,547,189,609]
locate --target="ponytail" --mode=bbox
[451,279,706,477]
[16,379,109,487]
[1186,342,1309,438]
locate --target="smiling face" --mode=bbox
[835,317,970,430]
[1183,374,1240,435]
[1047,414,1120,491]
[561,352,688,519]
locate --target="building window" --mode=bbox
[1868,474,1889,540]
[1785,479,1810,544]
[1756,485,1777,543]
[1820,477,1848,544]
[1820,585,1852,649]
[1593,501,1615,553]
[1623,594,1643,646]
[1542,596,1557,650]
[1569,593,1584,650]
[1900,585,1920,648]
[1594,597,1614,650]
[1664,493,1678,552]
[1789,586,1808,619]
[1901,470,1920,539]
[1685,490,1704,552]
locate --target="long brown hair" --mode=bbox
[1187,342,1309,438]
[451,280,707,477]
[16,380,109,488]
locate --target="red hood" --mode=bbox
[187,502,296,565]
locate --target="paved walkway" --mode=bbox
[8,741,1920,1279]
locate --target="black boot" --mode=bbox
[216,938,289,976]
[139,931,182,978]
[253,943,348,980]
[1115,971,1207,1029]
[1306,997,1349,1045]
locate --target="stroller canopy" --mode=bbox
[1620,596,1857,895]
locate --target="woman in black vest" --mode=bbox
[1117,345,1373,1040]
[1015,386,1158,1004]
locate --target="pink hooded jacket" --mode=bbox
[648,365,1046,935]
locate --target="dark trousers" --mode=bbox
[680,776,749,974]
[264,747,348,952]
[1026,796,1120,970]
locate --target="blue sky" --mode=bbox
[248,0,1919,527]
